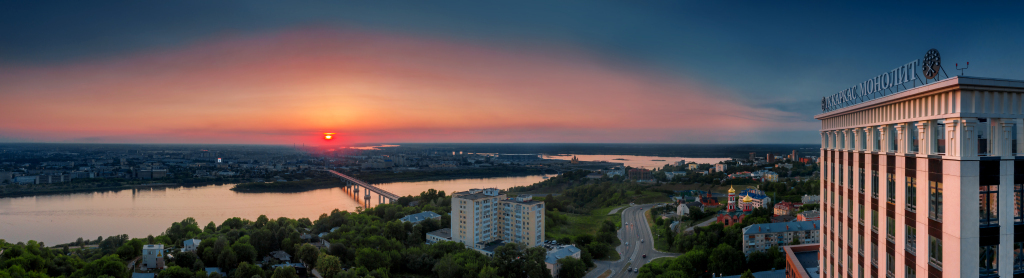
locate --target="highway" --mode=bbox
[585,204,678,278]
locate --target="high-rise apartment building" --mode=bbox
[451,188,545,250]
[817,74,1024,278]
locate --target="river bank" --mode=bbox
[0,181,239,198]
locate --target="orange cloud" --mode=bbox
[0,27,814,144]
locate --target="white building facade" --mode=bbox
[817,75,1024,278]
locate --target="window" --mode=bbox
[906,225,917,254]
[839,164,844,186]
[871,170,879,199]
[871,242,878,265]
[848,197,852,215]
[848,226,852,247]
[848,166,853,189]
[872,209,878,232]
[928,235,942,268]
[1016,184,1023,224]
[887,253,895,277]
[859,168,865,193]
[859,204,865,224]
[839,197,844,216]
[929,181,943,221]
[859,234,864,254]
[839,220,844,239]
[886,173,896,203]
[980,185,999,227]
[886,216,895,242]
[1014,242,1024,274]
[981,244,998,277]
[906,265,916,278]
[906,176,917,211]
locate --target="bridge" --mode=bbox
[325,169,400,205]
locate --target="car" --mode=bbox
[641,239,644,243]
[643,254,647,258]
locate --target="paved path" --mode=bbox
[585,204,679,278]
[607,206,627,215]
[682,217,718,234]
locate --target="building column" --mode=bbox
[1016,119,1024,156]
[991,119,1015,157]
[865,127,877,152]
[877,125,889,153]
[894,123,907,155]
[916,121,932,156]
[851,128,860,152]
[959,118,979,159]
[944,119,960,158]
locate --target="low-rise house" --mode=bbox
[741,221,820,255]
[399,211,442,224]
[770,215,796,223]
[182,239,201,253]
[773,201,802,216]
[267,250,291,263]
[801,194,820,204]
[426,228,452,244]
[141,244,165,270]
[545,245,582,277]
[676,203,690,216]
[797,210,820,222]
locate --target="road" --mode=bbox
[585,204,678,278]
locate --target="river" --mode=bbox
[0,175,546,244]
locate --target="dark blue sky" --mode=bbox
[2,1,1023,144]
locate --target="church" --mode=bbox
[716,185,755,226]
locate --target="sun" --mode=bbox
[324,133,335,140]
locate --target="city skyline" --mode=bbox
[2,1,1023,145]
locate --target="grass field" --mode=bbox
[544,204,625,261]
[645,209,673,252]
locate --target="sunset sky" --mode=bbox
[2,1,1022,145]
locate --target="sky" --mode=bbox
[1,1,1023,145]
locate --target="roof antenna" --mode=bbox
[956,62,969,76]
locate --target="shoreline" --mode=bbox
[0,181,235,198]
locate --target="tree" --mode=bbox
[556,257,586,278]
[740,269,755,278]
[432,254,460,278]
[355,248,391,271]
[315,254,342,278]
[175,251,199,271]
[218,248,239,270]
[234,262,262,278]
[475,265,500,278]
[70,255,126,278]
[160,266,195,278]
[232,242,258,264]
[271,266,298,278]
[579,248,595,269]
[296,244,320,268]
[708,244,745,275]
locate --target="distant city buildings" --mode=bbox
[627,168,652,181]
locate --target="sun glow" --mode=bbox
[324,133,335,140]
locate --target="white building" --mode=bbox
[182,239,201,253]
[817,56,1024,278]
[676,203,690,216]
[742,221,820,255]
[399,211,442,224]
[426,228,452,244]
[141,244,165,270]
[715,163,728,173]
[545,245,581,277]
[451,188,545,250]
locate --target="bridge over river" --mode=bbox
[325,169,400,206]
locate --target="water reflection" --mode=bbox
[0,175,545,244]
